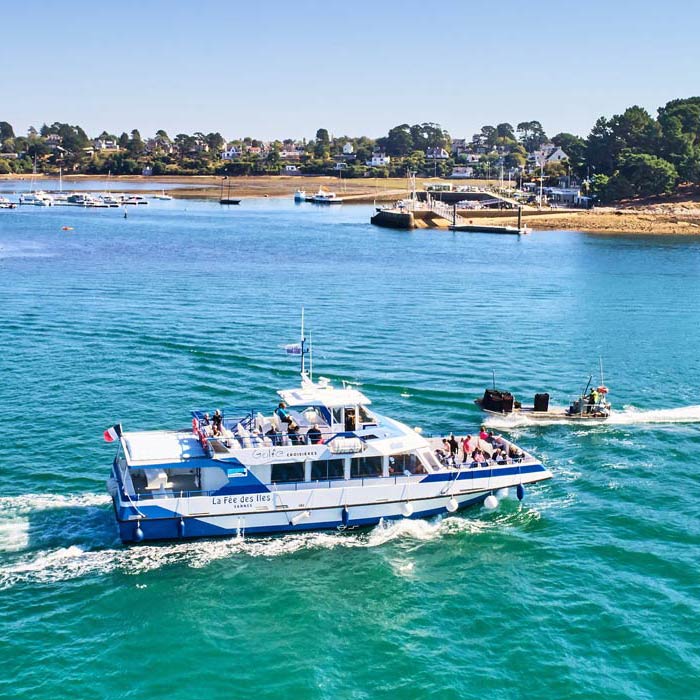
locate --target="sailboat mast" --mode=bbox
[300,307,305,375]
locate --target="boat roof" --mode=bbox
[278,376,371,408]
[122,430,206,466]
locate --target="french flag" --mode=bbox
[103,423,122,443]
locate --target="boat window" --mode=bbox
[389,453,427,475]
[271,462,305,483]
[358,405,376,424]
[350,456,382,478]
[310,458,345,481]
[332,408,343,425]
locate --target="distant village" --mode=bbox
[1,96,698,203]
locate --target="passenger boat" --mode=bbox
[311,188,343,204]
[293,189,306,202]
[106,334,551,543]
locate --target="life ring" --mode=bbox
[192,418,198,432]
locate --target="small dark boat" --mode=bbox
[476,384,611,421]
[219,198,241,205]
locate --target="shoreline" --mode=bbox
[3,174,700,234]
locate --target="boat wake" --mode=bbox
[0,494,539,590]
[484,404,700,428]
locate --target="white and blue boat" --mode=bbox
[106,334,551,543]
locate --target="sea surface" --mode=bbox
[1,198,699,699]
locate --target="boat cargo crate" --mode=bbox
[481,389,514,413]
[534,393,550,412]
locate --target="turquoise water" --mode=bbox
[1,199,700,699]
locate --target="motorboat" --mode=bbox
[476,383,612,421]
[19,191,54,206]
[0,197,16,209]
[106,334,551,543]
[152,190,173,200]
[294,189,306,202]
[311,188,343,204]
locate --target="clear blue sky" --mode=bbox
[1,0,698,142]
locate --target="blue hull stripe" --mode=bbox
[118,494,491,542]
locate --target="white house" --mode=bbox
[221,144,241,161]
[93,138,120,152]
[367,152,391,167]
[280,147,305,160]
[450,165,475,178]
[528,145,569,169]
[426,147,449,160]
[283,164,301,173]
[343,142,354,155]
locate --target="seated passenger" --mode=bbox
[493,434,507,451]
[471,447,486,467]
[287,419,302,445]
[508,445,524,462]
[275,402,292,426]
[307,423,323,444]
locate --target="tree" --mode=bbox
[118,132,130,149]
[496,123,515,141]
[0,121,15,141]
[480,125,497,149]
[315,128,330,144]
[615,152,678,196]
[658,97,700,182]
[127,129,144,157]
[382,124,413,157]
[517,121,548,152]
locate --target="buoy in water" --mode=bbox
[496,487,510,499]
[483,494,499,510]
[517,483,525,501]
[134,524,144,542]
[446,496,458,513]
[61,226,73,231]
[400,501,414,517]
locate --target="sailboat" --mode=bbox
[153,189,173,200]
[219,176,241,205]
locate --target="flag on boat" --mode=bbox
[284,343,302,355]
[103,423,122,443]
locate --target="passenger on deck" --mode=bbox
[461,434,475,463]
[479,426,489,441]
[287,419,302,445]
[212,409,223,436]
[492,434,507,451]
[448,433,459,459]
[307,423,323,444]
[508,445,524,462]
[471,447,486,467]
[276,402,292,426]
[202,412,211,426]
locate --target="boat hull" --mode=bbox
[111,461,551,543]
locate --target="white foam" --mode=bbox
[0,518,30,552]
[484,404,700,429]
[0,509,523,590]
[0,493,111,515]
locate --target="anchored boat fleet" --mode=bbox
[106,331,552,543]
